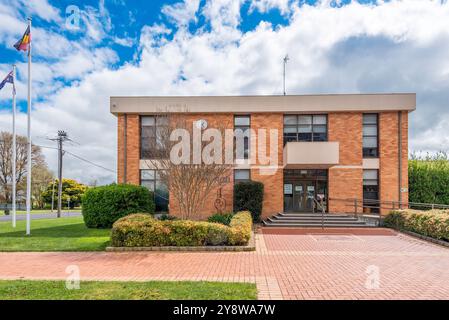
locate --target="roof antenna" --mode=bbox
[283,54,289,96]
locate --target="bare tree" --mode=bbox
[144,114,233,220]
[0,131,48,204]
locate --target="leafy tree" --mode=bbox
[42,179,87,209]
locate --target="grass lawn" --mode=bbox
[0,280,257,300]
[0,216,110,251]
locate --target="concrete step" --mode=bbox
[263,220,373,228]
[279,212,351,218]
[272,215,359,221]
[266,217,366,225]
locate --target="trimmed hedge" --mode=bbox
[207,212,234,226]
[234,181,264,222]
[384,209,449,241]
[111,211,252,247]
[82,184,155,228]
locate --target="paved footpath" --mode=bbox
[1,228,449,300]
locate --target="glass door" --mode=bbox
[305,182,315,212]
[293,183,304,211]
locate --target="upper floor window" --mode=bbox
[363,114,378,158]
[283,115,327,144]
[141,116,168,159]
[234,115,250,160]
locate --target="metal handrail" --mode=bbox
[313,197,326,229]
[328,197,449,218]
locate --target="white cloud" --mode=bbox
[1,0,449,184]
[249,0,292,15]
[161,0,201,27]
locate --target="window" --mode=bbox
[234,115,250,160]
[363,169,379,213]
[141,169,169,212]
[283,115,327,144]
[141,116,168,159]
[234,169,250,183]
[363,114,378,158]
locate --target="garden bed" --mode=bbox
[110,211,253,249]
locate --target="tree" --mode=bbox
[144,114,233,220]
[32,164,54,209]
[42,179,87,209]
[0,131,48,205]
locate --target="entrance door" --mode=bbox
[291,181,315,212]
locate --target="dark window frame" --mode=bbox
[363,113,379,158]
[140,115,168,159]
[283,114,328,144]
[140,169,169,212]
[234,115,251,160]
[363,169,379,212]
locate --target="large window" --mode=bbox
[141,169,169,212]
[363,114,378,158]
[363,169,379,213]
[141,116,168,159]
[283,115,327,144]
[234,169,250,184]
[234,115,250,160]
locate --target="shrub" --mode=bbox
[384,209,449,241]
[207,212,234,225]
[111,211,253,247]
[82,184,155,228]
[158,214,178,221]
[234,181,264,222]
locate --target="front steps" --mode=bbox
[263,212,374,228]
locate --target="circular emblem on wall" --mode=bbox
[196,119,208,130]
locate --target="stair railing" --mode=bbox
[313,197,326,230]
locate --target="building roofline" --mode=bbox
[110,93,416,115]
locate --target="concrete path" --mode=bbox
[0,211,81,222]
[1,228,449,300]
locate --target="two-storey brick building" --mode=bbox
[111,94,415,219]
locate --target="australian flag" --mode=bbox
[0,71,14,92]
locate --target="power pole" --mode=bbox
[50,131,69,218]
[283,54,289,96]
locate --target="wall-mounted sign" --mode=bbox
[284,184,293,195]
[401,188,408,193]
[307,186,315,192]
[295,185,303,192]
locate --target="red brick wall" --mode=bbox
[379,111,409,214]
[250,113,284,219]
[117,114,140,185]
[327,112,363,213]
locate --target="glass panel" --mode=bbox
[363,125,377,136]
[234,169,250,180]
[363,114,377,124]
[283,115,297,125]
[141,180,154,192]
[313,133,327,141]
[363,137,377,148]
[283,126,297,133]
[234,116,250,126]
[298,125,312,133]
[313,125,327,133]
[313,115,327,125]
[141,116,155,126]
[298,115,312,125]
[141,170,155,180]
[155,180,169,212]
[298,132,312,141]
[363,180,378,186]
[363,170,378,180]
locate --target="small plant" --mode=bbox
[207,212,234,225]
[158,214,178,221]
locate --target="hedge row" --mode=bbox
[111,211,253,247]
[82,184,155,228]
[384,209,449,241]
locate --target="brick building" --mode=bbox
[111,94,415,219]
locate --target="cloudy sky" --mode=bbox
[0,0,448,185]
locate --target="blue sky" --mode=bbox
[0,0,448,184]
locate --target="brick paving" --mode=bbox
[1,228,449,300]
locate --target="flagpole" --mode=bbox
[25,17,32,236]
[12,64,17,228]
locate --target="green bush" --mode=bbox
[384,209,449,241]
[111,211,253,247]
[234,181,264,222]
[207,212,234,225]
[409,153,449,204]
[82,184,155,228]
[158,214,178,221]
